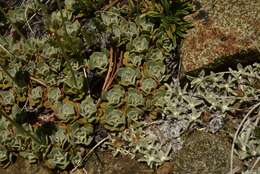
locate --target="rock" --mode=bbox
[172,131,231,174]
[85,151,154,174]
[181,0,260,73]
[156,162,174,174]
[0,157,53,174]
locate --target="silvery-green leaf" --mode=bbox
[88,51,108,73]
[51,128,69,149]
[141,78,157,94]
[71,125,93,145]
[112,24,122,39]
[151,87,166,108]
[56,101,75,122]
[64,72,84,97]
[132,36,149,52]
[48,87,61,103]
[80,96,97,122]
[101,12,119,26]
[146,48,164,62]
[0,90,15,105]
[19,151,38,164]
[105,85,125,106]
[47,147,70,170]
[36,62,50,76]
[70,152,83,167]
[43,45,60,59]
[117,67,140,86]
[127,88,145,107]
[31,86,43,101]
[135,16,154,32]
[144,61,166,81]
[66,20,80,35]
[103,107,125,131]
[121,21,139,39]
[126,107,143,122]
[124,52,143,66]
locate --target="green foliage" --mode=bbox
[131,36,150,53]
[70,124,94,146]
[19,151,38,164]
[104,85,125,106]
[140,78,157,94]
[123,52,143,66]
[126,107,144,123]
[50,128,69,149]
[0,90,15,105]
[48,87,62,103]
[56,100,75,122]
[89,51,109,73]
[103,106,126,131]
[46,147,70,170]
[143,61,166,81]
[0,0,193,170]
[30,86,43,107]
[79,96,97,122]
[117,67,141,86]
[0,148,13,168]
[127,88,145,107]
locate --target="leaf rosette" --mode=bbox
[127,88,145,107]
[130,36,149,53]
[143,61,166,81]
[46,147,70,170]
[117,67,140,86]
[55,100,75,122]
[88,51,109,74]
[71,125,93,146]
[103,106,126,131]
[140,78,158,94]
[0,90,15,105]
[80,96,97,122]
[104,85,125,106]
[123,52,143,67]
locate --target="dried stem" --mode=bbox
[107,50,123,89]
[71,136,109,172]
[102,48,114,91]
[230,102,260,174]
[29,76,48,87]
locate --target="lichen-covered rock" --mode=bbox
[172,131,230,174]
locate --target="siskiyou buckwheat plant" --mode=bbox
[1,0,259,171]
[0,0,194,170]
